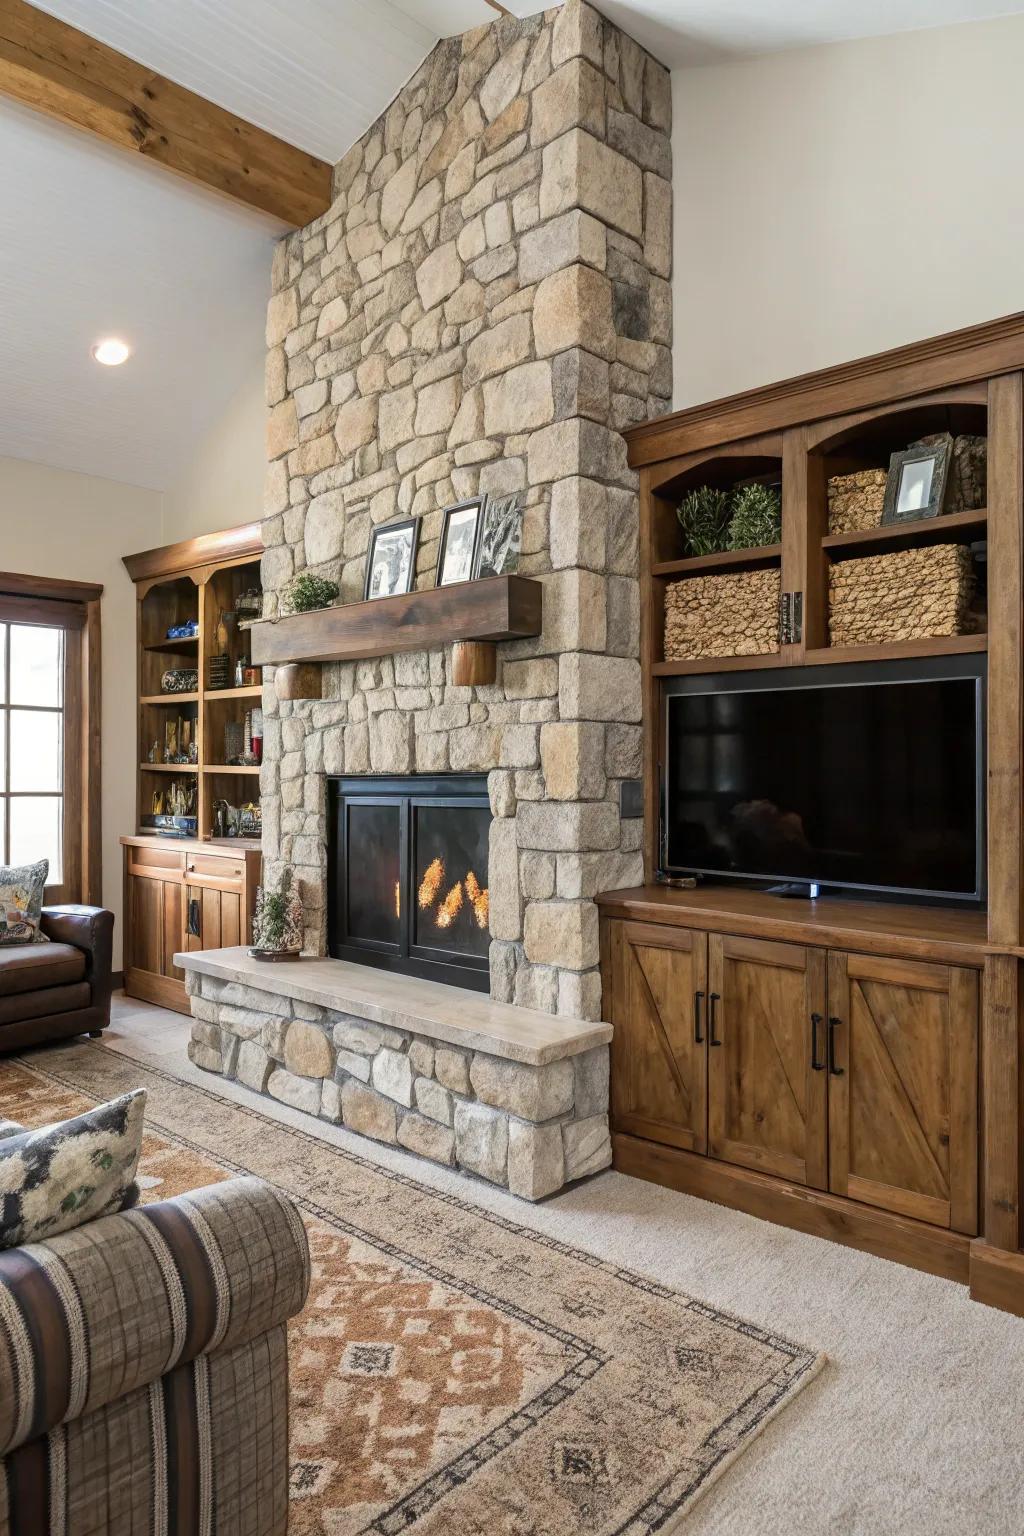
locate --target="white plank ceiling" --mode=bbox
[5,0,1024,489]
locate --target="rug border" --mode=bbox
[6,1045,828,1533]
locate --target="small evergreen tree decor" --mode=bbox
[282,573,340,614]
[676,487,731,557]
[251,867,304,958]
[728,484,782,550]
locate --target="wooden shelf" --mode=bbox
[140,762,198,773]
[652,543,782,577]
[805,633,987,666]
[653,652,783,677]
[823,508,987,557]
[205,684,263,700]
[203,764,261,775]
[143,635,199,653]
[140,692,198,705]
[249,574,542,667]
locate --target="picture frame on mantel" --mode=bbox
[436,498,483,587]
[475,491,525,578]
[365,517,420,600]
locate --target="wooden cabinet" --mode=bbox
[707,935,828,1188]
[604,912,981,1255]
[608,922,708,1153]
[827,952,978,1233]
[123,836,260,1013]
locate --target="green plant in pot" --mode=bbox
[250,867,304,960]
[728,484,782,550]
[676,486,731,557]
[283,573,340,614]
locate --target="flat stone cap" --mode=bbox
[174,947,611,1067]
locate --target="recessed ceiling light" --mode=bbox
[92,338,131,367]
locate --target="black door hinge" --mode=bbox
[779,590,803,646]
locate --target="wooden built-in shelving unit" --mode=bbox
[602,312,1024,1319]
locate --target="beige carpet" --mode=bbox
[4,1044,821,1535]
[34,996,1024,1534]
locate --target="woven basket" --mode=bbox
[828,545,976,647]
[664,568,780,661]
[827,469,887,535]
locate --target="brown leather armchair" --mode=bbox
[0,904,114,1051]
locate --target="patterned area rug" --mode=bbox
[1,1046,824,1534]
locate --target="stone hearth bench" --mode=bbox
[174,947,612,1201]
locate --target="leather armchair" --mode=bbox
[0,904,114,1051]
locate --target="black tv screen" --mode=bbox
[664,657,985,902]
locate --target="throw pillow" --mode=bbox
[0,1120,23,1142]
[0,1090,146,1249]
[0,859,49,945]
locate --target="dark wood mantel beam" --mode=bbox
[0,0,333,226]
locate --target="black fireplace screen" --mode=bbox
[328,775,490,991]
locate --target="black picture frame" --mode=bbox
[882,438,953,525]
[435,497,484,588]
[474,491,525,578]
[364,517,420,601]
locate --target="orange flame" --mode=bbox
[472,888,489,929]
[465,870,481,903]
[418,857,444,909]
[435,882,464,929]
[394,881,401,920]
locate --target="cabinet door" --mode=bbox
[707,934,828,1187]
[827,953,978,1233]
[185,880,244,952]
[128,869,184,980]
[608,921,708,1153]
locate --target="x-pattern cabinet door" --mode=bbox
[609,922,709,1153]
[707,934,828,1188]
[827,952,978,1233]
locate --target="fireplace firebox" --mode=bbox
[327,775,490,991]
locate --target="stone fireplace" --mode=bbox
[327,773,491,990]
[257,0,673,1025]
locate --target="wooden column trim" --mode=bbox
[0,0,332,227]
[982,953,1021,1251]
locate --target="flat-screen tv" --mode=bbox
[663,656,985,903]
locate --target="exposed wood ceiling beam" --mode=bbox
[0,0,333,226]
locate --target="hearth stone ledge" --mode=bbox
[175,948,612,1201]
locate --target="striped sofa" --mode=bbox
[0,1176,309,1534]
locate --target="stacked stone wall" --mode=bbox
[260,0,672,1019]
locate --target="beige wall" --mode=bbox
[0,455,164,966]
[671,13,1024,407]
[161,364,265,542]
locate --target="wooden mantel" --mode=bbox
[251,575,542,667]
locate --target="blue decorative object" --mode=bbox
[166,619,199,639]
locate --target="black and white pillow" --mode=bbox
[0,858,49,945]
[0,1091,146,1249]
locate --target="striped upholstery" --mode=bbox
[0,1177,308,1534]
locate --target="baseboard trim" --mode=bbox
[969,1240,1024,1316]
[124,967,190,1015]
[612,1132,971,1285]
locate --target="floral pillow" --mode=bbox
[0,858,49,945]
[0,1091,146,1249]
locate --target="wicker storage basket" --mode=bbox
[827,469,887,535]
[664,568,780,661]
[828,545,976,647]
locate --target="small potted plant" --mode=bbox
[250,867,304,961]
[281,572,340,614]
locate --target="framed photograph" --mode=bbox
[364,517,420,600]
[474,491,525,578]
[882,438,953,525]
[436,498,483,587]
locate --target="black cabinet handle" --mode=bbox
[708,992,722,1046]
[810,1012,825,1071]
[827,1016,844,1076]
[694,990,705,1044]
[188,898,201,939]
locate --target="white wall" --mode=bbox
[0,456,164,966]
[672,13,1024,407]
[161,363,265,542]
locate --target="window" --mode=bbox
[0,576,103,904]
[0,622,66,877]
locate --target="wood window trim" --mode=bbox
[0,576,102,905]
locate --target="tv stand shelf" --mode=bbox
[595,885,988,967]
